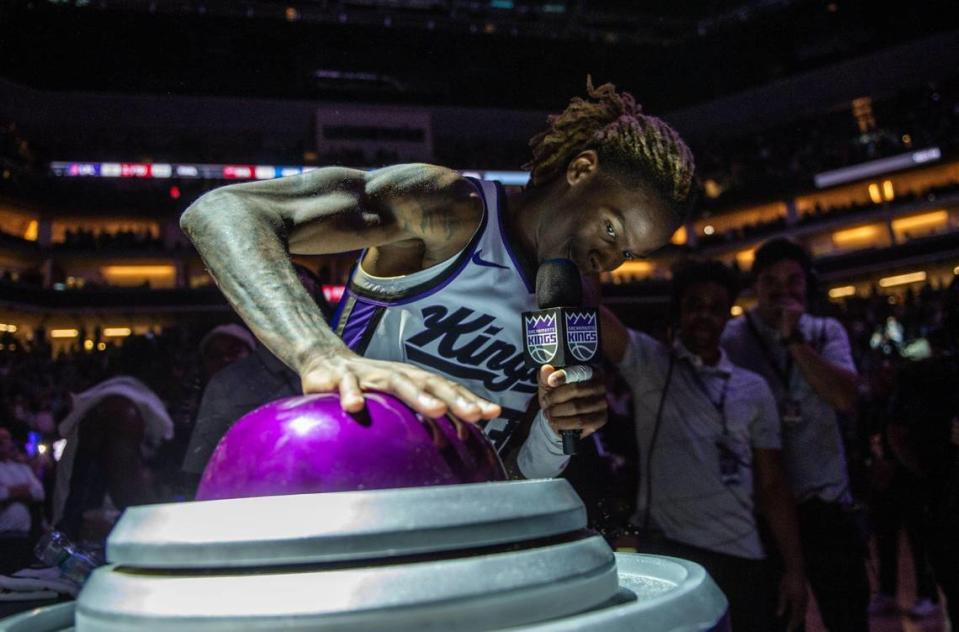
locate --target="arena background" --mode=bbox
[2,1,959,629]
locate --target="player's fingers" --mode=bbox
[336,371,365,412]
[538,364,557,389]
[385,371,448,419]
[542,380,606,407]
[546,365,595,388]
[447,413,468,440]
[421,375,484,423]
[545,396,607,419]
[560,365,595,384]
[420,415,447,448]
[549,410,606,434]
[578,412,608,438]
[300,364,339,393]
[410,366,499,419]
[450,383,493,425]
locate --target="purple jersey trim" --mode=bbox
[340,298,383,351]
[330,262,358,326]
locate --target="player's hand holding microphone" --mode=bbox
[523,259,607,455]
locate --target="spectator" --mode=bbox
[867,450,941,618]
[52,376,173,546]
[0,428,45,573]
[722,237,869,632]
[198,324,256,381]
[181,264,331,492]
[886,280,959,629]
[601,259,807,632]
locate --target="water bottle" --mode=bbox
[34,530,99,584]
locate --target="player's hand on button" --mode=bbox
[538,364,607,438]
[300,348,501,423]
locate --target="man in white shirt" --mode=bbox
[722,238,868,632]
[0,428,43,535]
[602,259,807,632]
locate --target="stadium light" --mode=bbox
[828,286,856,299]
[101,265,176,277]
[49,161,533,185]
[882,179,895,201]
[878,271,926,288]
[24,220,38,241]
[671,226,687,245]
[892,210,948,234]
[833,225,880,245]
[814,147,941,188]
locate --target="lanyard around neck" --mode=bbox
[745,312,792,388]
[679,355,731,435]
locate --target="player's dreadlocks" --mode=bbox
[525,77,696,219]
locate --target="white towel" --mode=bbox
[53,376,173,525]
[0,588,58,601]
[0,566,78,598]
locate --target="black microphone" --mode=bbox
[522,259,601,455]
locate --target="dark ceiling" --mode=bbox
[1,0,956,111]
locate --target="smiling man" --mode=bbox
[181,79,695,475]
[722,238,867,632]
[600,259,807,632]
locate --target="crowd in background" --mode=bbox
[696,180,959,251]
[56,228,165,252]
[0,324,208,487]
[0,276,954,517]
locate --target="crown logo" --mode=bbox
[525,313,557,328]
[566,311,597,326]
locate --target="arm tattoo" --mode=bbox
[182,193,342,373]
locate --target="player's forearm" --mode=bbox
[181,189,344,372]
[516,411,570,479]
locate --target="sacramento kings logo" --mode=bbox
[525,313,559,364]
[565,311,599,363]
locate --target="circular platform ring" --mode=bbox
[0,555,729,632]
[107,479,586,569]
[78,535,618,631]
[0,601,76,632]
[514,553,730,632]
[107,480,586,569]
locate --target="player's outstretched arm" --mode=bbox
[180,163,499,422]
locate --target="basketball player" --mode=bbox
[181,79,695,473]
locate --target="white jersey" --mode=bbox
[333,178,538,451]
